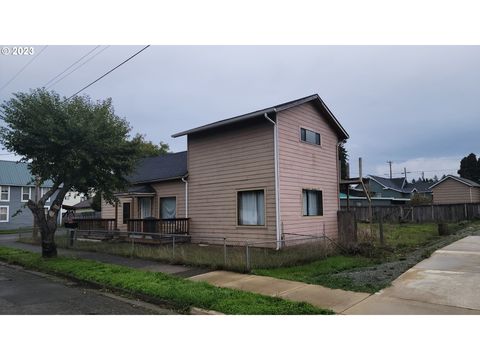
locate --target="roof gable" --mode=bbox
[171,94,349,140]
[429,175,480,189]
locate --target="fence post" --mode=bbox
[172,235,176,259]
[131,236,134,257]
[245,243,250,271]
[223,237,227,267]
[378,213,385,246]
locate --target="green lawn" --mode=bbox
[0,246,332,315]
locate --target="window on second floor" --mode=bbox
[0,186,9,202]
[21,187,32,202]
[300,128,321,146]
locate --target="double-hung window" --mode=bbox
[237,190,265,226]
[302,189,323,216]
[21,187,32,202]
[0,186,9,202]
[0,206,8,222]
[300,128,321,146]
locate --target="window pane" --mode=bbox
[303,190,323,216]
[0,187,8,201]
[238,190,265,225]
[0,207,7,221]
[138,197,152,218]
[22,187,30,201]
[300,128,321,145]
[160,197,176,219]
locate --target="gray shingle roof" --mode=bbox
[0,160,54,187]
[127,152,188,184]
[369,175,433,194]
[171,94,349,140]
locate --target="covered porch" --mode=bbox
[113,184,190,235]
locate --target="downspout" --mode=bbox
[336,141,342,211]
[181,176,188,218]
[264,111,282,250]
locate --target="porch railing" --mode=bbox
[127,218,190,235]
[74,218,116,231]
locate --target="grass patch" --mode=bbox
[0,228,33,235]
[254,221,480,294]
[0,246,332,315]
[253,255,381,293]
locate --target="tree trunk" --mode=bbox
[40,228,57,258]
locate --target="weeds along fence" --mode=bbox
[54,229,332,272]
[342,203,480,223]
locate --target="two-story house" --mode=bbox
[101,94,349,247]
[0,160,60,230]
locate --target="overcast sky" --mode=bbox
[1,45,479,180]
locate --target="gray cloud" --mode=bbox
[1,46,479,179]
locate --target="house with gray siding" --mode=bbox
[354,175,434,201]
[102,94,349,247]
[0,160,59,230]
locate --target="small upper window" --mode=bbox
[22,187,31,202]
[0,186,9,201]
[300,128,321,146]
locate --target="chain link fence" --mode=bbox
[41,229,334,271]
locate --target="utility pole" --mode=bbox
[404,167,408,180]
[422,171,425,181]
[387,160,393,179]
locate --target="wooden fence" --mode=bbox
[341,203,480,223]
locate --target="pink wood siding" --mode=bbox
[433,178,480,204]
[101,180,185,231]
[187,120,276,244]
[277,102,340,240]
[101,197,132,231]
[151,180,186,218]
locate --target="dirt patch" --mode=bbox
[332,224,480,292]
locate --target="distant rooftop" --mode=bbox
[0,160,54,187]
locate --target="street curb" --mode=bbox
[0,260,224,315]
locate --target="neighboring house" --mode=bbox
[102,94,349,246]
[355,175,434,200]
[63,198,97,218]
[429,175,480,204]
[0,160,60,230]
[63,191,88,211]
[339,192,410,207]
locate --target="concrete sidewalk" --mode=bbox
[189,271,371,313]
[344,236,480,314]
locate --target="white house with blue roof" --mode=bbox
[0,160,60,230]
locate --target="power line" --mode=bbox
[65,45,150,102]
[45,46,110,90]
[0,45,48,94]
[42,46,101,88]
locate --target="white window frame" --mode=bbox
[21,186,32,202]
[0,205,9,222]
[41,187,51,202]
[0,186,10,202]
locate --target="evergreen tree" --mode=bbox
[458,153,480,182]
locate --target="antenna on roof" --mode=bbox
[387,160,393,179]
